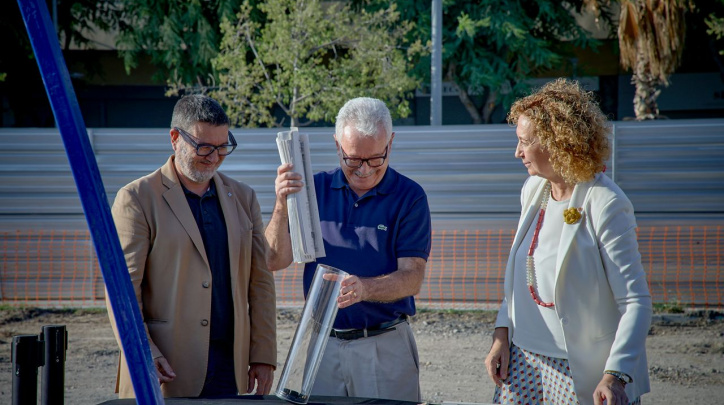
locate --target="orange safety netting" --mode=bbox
[1,226,722,309]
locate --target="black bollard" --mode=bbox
[41,325,67,405]
[12,334,45,405]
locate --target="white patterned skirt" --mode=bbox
[493,344,641,405]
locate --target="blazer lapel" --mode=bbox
[215,173,241,284]
[160,157,210,269]
[554,175,598,281]
[511,178,549,257]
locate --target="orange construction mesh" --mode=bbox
[1,226,722,309]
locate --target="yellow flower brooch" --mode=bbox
[563,207,582,224]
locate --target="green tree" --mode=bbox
[354,0,614,124]
[708,15,724,45]
[705,0,724,55]
[210,0,422,127]
[115,0,242,90]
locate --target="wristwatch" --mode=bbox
[604,370,633,387]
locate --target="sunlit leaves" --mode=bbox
[116,0,242,87]
[210,0,421,127]
[355,0,611,123]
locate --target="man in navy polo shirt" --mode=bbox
[266,97,432,401]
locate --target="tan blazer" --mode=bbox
[496,173,652,405]
[107,156,276,398]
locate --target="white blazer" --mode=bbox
[495,173,652,405]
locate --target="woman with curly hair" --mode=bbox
[484,79,652,405]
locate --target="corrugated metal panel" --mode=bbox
[611,119,724,213]
[1,119,723,229]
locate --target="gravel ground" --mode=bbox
[0,308,722,404]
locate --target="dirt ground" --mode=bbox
[1,307,723,404]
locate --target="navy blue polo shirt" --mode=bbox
[303,167,432,330]
[181,180,234,343]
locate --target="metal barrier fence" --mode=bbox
[1,120,722,309]
[2,225,721,309]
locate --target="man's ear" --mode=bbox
[170,128,179,151]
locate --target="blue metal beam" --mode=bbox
[15,1,164,403]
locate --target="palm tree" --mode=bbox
[617,0,689,120]
[584,0,690,120]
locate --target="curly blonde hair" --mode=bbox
[507,78,611,184]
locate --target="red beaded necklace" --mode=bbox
[525,181,555,308]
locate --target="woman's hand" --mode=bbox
[593,374,628,405]
[484,327,509,387]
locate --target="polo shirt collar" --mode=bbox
[330,166,398,196]
[181,179,218,198]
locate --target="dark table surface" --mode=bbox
[98,395,422,405]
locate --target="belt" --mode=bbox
[330,315,408,340]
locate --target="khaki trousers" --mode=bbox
[312,321,421,401]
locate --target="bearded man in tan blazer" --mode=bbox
[107,95,276,398]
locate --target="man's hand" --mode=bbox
[153,356,176,384]
[274,163,303,205]
[247,363,275,395]
[337,275,366,308]
[265,163,303,271]
[329,257,426,308]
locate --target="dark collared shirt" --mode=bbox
[182,180,234,343]
[303,167,432,330]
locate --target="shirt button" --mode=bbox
[202,281,209,288]
[560,317,569,325]
[354,203,358,207]
[201,319,209,326]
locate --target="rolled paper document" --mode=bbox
[276,128,325,263]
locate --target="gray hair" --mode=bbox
[334,97,392,141]
[170,94,230,131]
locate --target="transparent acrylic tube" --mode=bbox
[275,264,348,404]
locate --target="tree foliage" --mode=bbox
[707,15,724,44]
[705,0,724,55]
[354,0,615,123]
[210,0,422,127]
[56,0,120,50]
[115,0,242,89]
[1,0,120,78]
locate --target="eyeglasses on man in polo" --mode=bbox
[339,144,388,168]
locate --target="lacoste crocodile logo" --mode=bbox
[377,224,388,231]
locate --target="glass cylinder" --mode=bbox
[275,264,348,404]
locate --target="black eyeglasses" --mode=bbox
[174,127,237,156]
[340,144,388,168]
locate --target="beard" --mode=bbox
[176,144,217,184]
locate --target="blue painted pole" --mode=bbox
[15,1,164,403]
